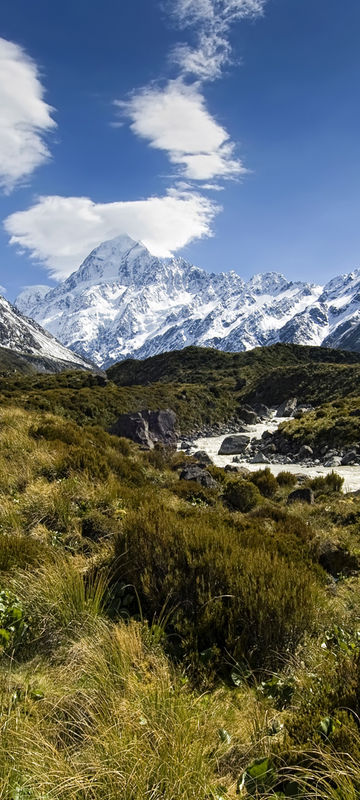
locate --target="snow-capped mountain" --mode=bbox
[15,234,360,367]
[0,293,92,371]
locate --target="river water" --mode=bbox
[189,414,360,493]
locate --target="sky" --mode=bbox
[1,0,360,301]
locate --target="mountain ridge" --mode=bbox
[0,293,94,373]
[15,234,360,366]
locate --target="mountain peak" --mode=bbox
[14,237,360,366]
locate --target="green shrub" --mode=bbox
[277,471,297,487]
[249,468,279,498]
[309,471,344,494]
[113,500,320,673]
[223,479,261,512]
[0,589,26,649]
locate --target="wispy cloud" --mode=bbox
[4,190,219,278]
[0,37,56,193]
[117,80,246,181]
[169,0,266,80]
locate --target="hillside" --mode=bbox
[0,396,359,798]
[0,344,360,451]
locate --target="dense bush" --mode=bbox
[223,479,261,511]
[277,470,297,487]
[249,467,279,498]
[113,500,320,673]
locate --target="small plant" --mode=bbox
[309,471,344,494]
[0,589,26,649]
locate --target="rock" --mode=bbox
[263,443,277,454]
[193,450,213,465]
[218,435,251,455]
[262,430,273,441]
[294,473,307,483]
[298,445,314,460]
[179,466,218,489]
[276,398,298,418]
[249,453,270,464]
[224,464,243,473]
[110,408,177,450]
[317,539,359,577]
[341,451,360,466]
[324,457,342,467]
[180,440,193,450]
[254,403,271,418]
[287,488,315,505]
[237,405,259,425]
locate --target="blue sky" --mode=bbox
[1,0,360,300]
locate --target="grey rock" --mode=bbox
[237,405,259,425]
[298,445,314,459]
[218,434,251,455]
[110,408,177,450]
[324,457,342,467]
[249,452,270,464]
[276,398,298,418]
[287,487,315,505]
[179,466,218,489]
[341,451,360,466]
[193,450,213,465]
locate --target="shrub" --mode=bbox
[249,468,279,498]
[113,500,321,673]
[277,471,297,487]
[309,471,344,494]
[223,479,261,512]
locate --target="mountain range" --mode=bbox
[15,234,360,367]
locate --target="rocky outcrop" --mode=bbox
[218,435,251,455]
[110,409,177,449]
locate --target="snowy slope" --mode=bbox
[0,294,92,370]
[16,234,360,367]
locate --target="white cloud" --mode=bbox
[118,80,246,181]
[0,37,56,192]
[169,0,266,80]
[4,191,219,279]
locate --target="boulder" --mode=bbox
[324,457,342,467]
[298,445,314,460]
[276,398,298,418]
[180,440,193,450]
[287,488,315,505]
[193,450,213,465]
[341,451,360,466]
[110,408,177,450]
[218,435,251,455]
[237,405,259,425]
[179,466,218,489]
[254,403,271,418]
[317,539,359,577]
[249,452,270,464]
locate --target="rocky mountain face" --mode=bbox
[15,234,360,367]
[0,293,93,373]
